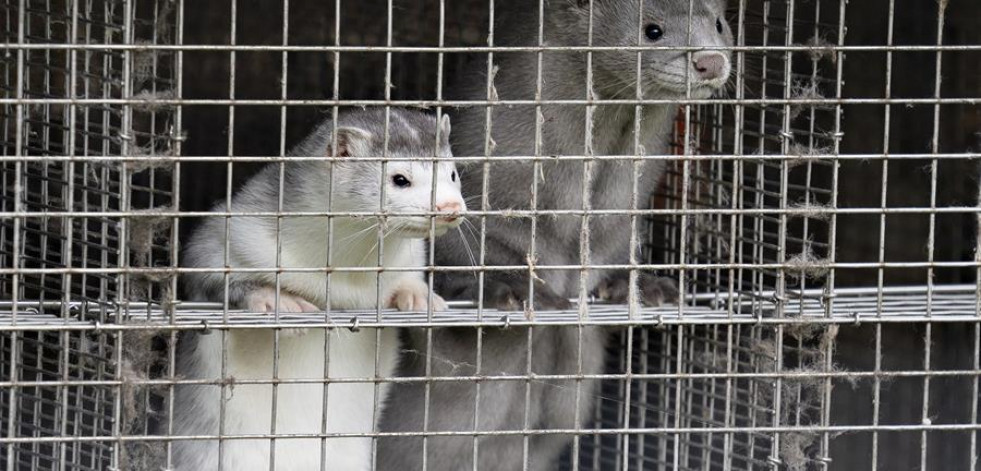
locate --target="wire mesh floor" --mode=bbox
[2,284,977,330]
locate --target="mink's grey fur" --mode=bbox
[377,0,732,469]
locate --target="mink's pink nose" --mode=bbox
[692,52,727,81]
[436,201,463,221]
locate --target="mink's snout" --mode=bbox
[435,200,465,223]
[692,51,729,82]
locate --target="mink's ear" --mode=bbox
[327,127,373,157]
[438,114,451,140]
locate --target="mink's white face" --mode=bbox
[330,114,467,239]
[378,155,466,238]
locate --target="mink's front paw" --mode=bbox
[482,274,572,311]
[245,286,320,336]
[388,278,447,312]
[596,272,679,307]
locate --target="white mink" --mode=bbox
[174,108,466,471]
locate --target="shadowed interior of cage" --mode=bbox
[0,0,178,305]
[567,323,836,470]
[0,0,178,469]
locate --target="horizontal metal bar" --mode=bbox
[0,261,978,278]
[2,285,978,330]
[3,423,981,445]
[2,152,978,163]
[1,206,978,219]
[3,368,980,389]
[15,281,963,308]
[2,313,980,332]
[2,43,980,53]
[0,97,978,106]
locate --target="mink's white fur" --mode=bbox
[175,108,465,471]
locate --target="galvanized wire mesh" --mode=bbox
[2,0,980,470]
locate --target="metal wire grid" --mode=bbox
[0,0,978,470]
[2,0,179,469]
[1,0,178,304]
[3,286,979,470]
[654,0,839,304]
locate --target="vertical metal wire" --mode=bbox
[111,1,136,467]
[167,1,186,468]
[974,316,981,471]
[528,0,544,313]
[678,0,694,313]
[870,1,897,465]
[520,1,548,468]
[266,1,293,467]
[819,0,845,468]
[321,0,341,467]
[217,0,239,467]
[37,0,51,311]
[57,0,80,468]
[471,0,496,462]
[375,0,398,462]
[5,0,26,464]
[699,326,717,467]
[30,335,42,470]
[656,331,669,470]
[635,327,650,471]
[671,324,684,470]
[619,1,644,464]
[723,1,749,466]
[920,3,947,469]
[750,0,772,338]
[86,2,108,465]
[974,164,981,471]
[769,0,797,466]
[669,1,698,467]
[613,330,627,467]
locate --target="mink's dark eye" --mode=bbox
[391,174,411,188]
[451,170,457,182]
[716,18,724,34]
[644,24,664,41]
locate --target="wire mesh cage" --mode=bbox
[2,0,980,470]
[2,0,179,469]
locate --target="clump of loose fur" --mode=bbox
[128,207,176,308]
[785,142,830,169]
[788,201,832,221]
[128,207,173,266]
[785,245,831,281]
[132,89,177,112]
[127,143,178,173]
[788,81,826,121]
[803,35,836,63]
[105,130,178,173]
[129,272,176,313]
[118,326,174,470]
[132,40,159,86]
[780,431,819,471]
[750,322,846,468]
